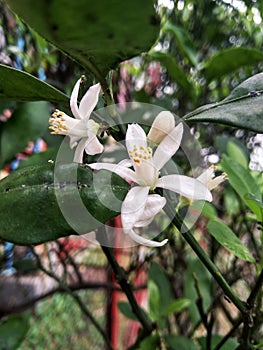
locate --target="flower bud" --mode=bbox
[147,111,175,144]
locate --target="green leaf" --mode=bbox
[203,47,263,82]
[148,280,160,321]
[221,155,262,220]
[164,335,200,350]
[197,335,239,350]
[0,102,50,167]
[6,0,159,76]
[162,22,198,66]
[0,163,129,245]
[227,140,248,168]
[137,335,160,350]
[207,219,255,263]
[148,262,173,309]
[184,258,212,325]
[244,193,263,222]
[0,314,29,350]
[0,64,69,103]
[184,73,263,132]
[117,302,148,322]
[191,201,217,220]
[148,51,192,92]
[161,298,191,317]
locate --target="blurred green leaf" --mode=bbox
[117,302,148,323]
[0,314,29,350]
[148,262,173,309]
[162,22,198,66]
[0,101,50,167]
[184,73,263,132]
[148,51,192,92]
[203,47,263,82]
[6,0,159,76]
[164,335,200,350]
[227,140,248,168]
[207,219,255,263]
[148,280,160,321]
[0,163,129,244]
[137,335,160,350]
[161,298,191,317]
[184,258,212,325]
[197,334,239,350]
[244,193,263,222]
[0,64,69,102]
[191,201,217,220]
[221,155,262,220]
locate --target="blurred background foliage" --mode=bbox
[0,0,263,349]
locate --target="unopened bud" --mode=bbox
[147,111,175,144]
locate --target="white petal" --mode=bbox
[134,194,166,227]
[157,174,212,201]
[153,123,183,170]
[89,162,139,183]
[126,124,147,152]
[127,229,168,247]
[85,135,103,155]
[147,111,175,144]
[118,159,133,167]
[79,83,101,119]
[70,78,81,120]
[73,137,87,163]
[121,186,149,232]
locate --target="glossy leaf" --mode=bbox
[184,73,263,132]
[148,51,192,92]
[227,140,248,168]
[207,219,255,263]
[221,155,262,220]
[0,102,50,167]
[0,314,29,350]
[203,47,263,82]
[0,163,129,245]
[6,0,159,76]
[0,64,69,103]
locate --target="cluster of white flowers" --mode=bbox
[50,79,226,247]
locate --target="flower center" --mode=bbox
[49,109,68,134]
[128,145,153,164]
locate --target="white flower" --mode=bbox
[89,123,212,247]
[49,78,103,163]
[197,165,227,190]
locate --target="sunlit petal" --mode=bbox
[79,83,101,119]
[157,174,212,201]
[127,228,168,247]
[153,123,183,170]
[89,162,139,183]
[134,194,166,227]
[121,186,149,232]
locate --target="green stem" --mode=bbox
[97,227,155,335]
[164,204,246,313]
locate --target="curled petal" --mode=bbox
[70,78,82,120]
[121,186,149,232]
[79,83,101,119]
[73,137,87,163]
[127,229,168,247]
[153,123,183,170]
[135,194,166,227]
[85,135,104,155]
[157,174,212,201]
[126,124,147,152]
[89,162,139,183]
